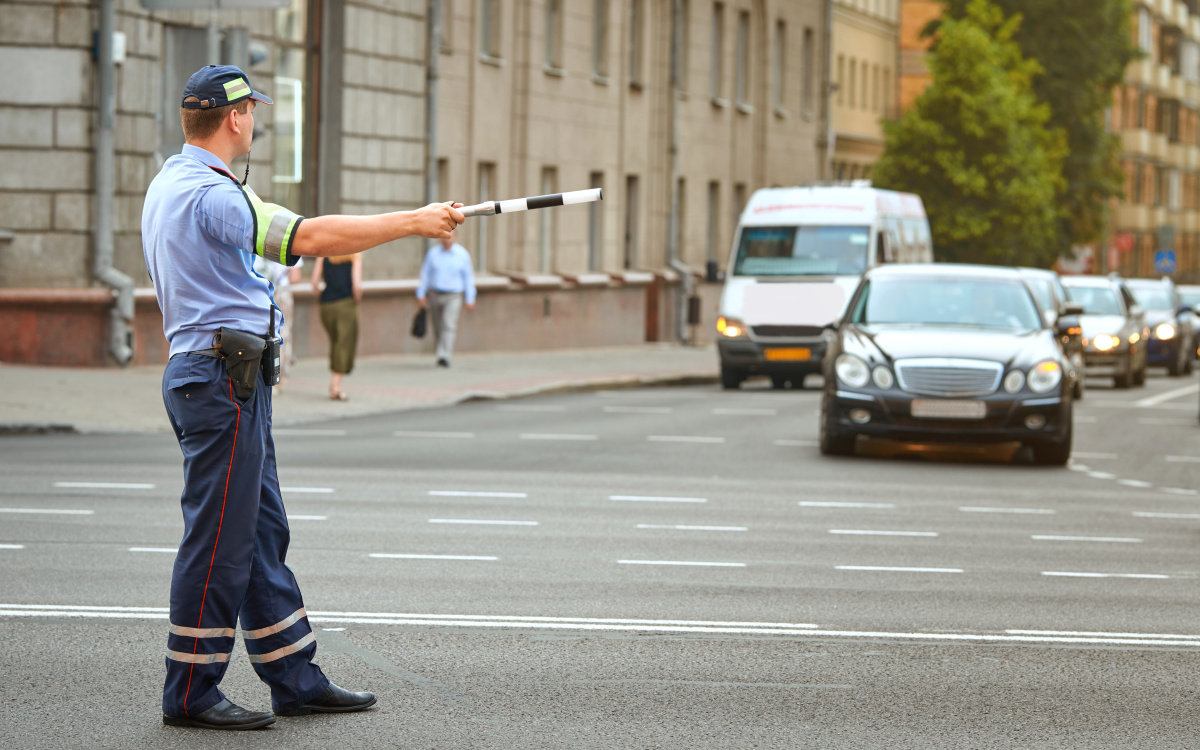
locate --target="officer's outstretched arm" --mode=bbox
[291,202,464,257]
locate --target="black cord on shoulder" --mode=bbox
[242,149,251,186]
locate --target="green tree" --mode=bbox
[873,0,1066,266]
[938,0,1139,251]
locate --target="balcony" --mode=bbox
[1169,142,1188,166]
[1122,128,1152,156]
[1170,73,1188,100]
[1158,64,1174,91]
[1150,131,1170,160]
[1116,203,1153,231]
[1126,60,1154,87]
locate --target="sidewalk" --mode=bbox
[0,345,718,434]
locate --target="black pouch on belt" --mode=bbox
[214,327,266,401]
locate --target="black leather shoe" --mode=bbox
[163,698,275,730]
[276,683,377,716]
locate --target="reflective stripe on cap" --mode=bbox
[223,78,252,101]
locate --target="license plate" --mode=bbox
[911,399,987,420]
[764,348,811,362]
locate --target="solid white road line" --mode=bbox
[129,547,177,553]
[1087,472,1116,480]
[829,530,938,537]
[394,430,476,439]
[0,508,94,515]
[496,405,566,412]
[800,501,895,509]
[636,524,748,532]
[0,544,25,549]
[11,604,1200,647]
[1136,382,1200,407]
[54,482,153,490]
[1117,479,1154,488]
[286,515,327,521]
[1138,417,1197,426]
[611,495,707,503]
[959,507,1056,515]
[429,490,528,498]
[837,566,962,573]
[1042,571,1169,579]
[520,433,599,441]
[369,554,498,561]
[429,519,539,526]
[603,405,673,414]
[1032,535,1142,543]
[775,439,818,447]
[274,429,347,436]
[1164,455,1200,463]
[712,408,778,416]
[280,487,334,494]
[1071,452,1118,460]
[1162,487,1199,496]
[1133,511,1200,519]
[647,435,726,444]
[618,560,746,567]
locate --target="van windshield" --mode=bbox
[733,225,871,276]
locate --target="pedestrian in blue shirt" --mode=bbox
[416,229,477,366]
[141,65,463,731]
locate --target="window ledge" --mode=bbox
[773,106,789,119]
[0,229,15,242]
[736,102,754,115]
[479,53,503,67]
[711,96,729,108]
[592,73,611,86]
[543,63,565,77]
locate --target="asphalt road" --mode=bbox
[2,370,1200,748]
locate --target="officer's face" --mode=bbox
[233,101,256,156]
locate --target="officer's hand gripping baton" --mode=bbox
[457,188,603,218]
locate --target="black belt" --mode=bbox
[189,348,222,358]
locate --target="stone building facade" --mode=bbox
[0,0,829,366]
[829,0,898,179]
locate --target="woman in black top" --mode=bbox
[311,254,363,400]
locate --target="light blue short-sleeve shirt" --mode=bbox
[142,145,301,357]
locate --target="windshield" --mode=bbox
[733,225,871,276]
[1024,278,1055,313]
[851,277,1043,331]
[1064,285,1123,316]
[1180,289,1200,308]
[1128,286,1174,311]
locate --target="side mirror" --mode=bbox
[1055,315,1080,337]
[1180,303,1193,315]
[1129,304,1145,319]
[1060,302,1084,317]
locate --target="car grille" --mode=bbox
[752,325,824,337]
[894,358,1003,398]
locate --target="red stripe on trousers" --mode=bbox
[183,376,241,715]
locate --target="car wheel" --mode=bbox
[1030,408,1073,466]
[720,366,745,390]
[771,375,791,390]
[1185,342,1195,374]
[1133,362,1147,386]
[819,408,856,456]
[1114,358,1131,389]
[1073,375,1084,400]
[1168,345,1185,376]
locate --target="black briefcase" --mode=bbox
[411,307,427,338]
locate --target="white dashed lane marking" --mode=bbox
[712,408,778,416]
[1165,455,1200,463]
[602,406,673,414]
[429,491,528,498]
[829,530,938,537]
[1162,488,1199,496]
[1072,452,1117,460]
[1117,479,1154,488]
[1087,472,1116,480]
[370,554,499,561]
[1032,535,1142,543]
[394,431,475,439]
[1133,512,1200,520]
[800,502,895,509]
[129,547,176,553]
[836,566,963,574]
[287,515,327,521]
[611,495,707,503]
[274,429,347,437]
[1136,382,1200,407]
[54,482,153,490]
[647,435,726,444]
[618,560,746,567]
[1042,572,1171,579]
[636,525,748,532]
[0,508,94,515]
[429,519,539,526]
[496,405,566,413]
[1138,417,1196,426]
[775,440,818,447]
[959,507,1056,515]
[280,487,334,494]
[0,544,25,550]
[520,433,599,441]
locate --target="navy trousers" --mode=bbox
[161,354,329,717]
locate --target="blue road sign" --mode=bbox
[1155,250,1177,275]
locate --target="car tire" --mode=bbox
[819,409,856,456]
[720,366,745,390]
[771,375,790,390]
[1073,376,1084,400]
[1185,342,1194,374]
[1114,360,1131,389]
[1031,407,1073,466]
[1168,345,1185,377]
[1133,362,1147,386]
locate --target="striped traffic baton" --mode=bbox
[458,188,603,218]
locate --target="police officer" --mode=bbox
[142,65,463,731]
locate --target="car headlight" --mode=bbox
[716,316,747,338]
[835,354,870,388]
[1003,370,1025,394]
[1093,334,1118,351]
[1155,322,1176,340]
[872,366,894,389]
[1027,361,1062,394]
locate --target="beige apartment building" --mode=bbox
[829,0,898,179]
[0,0,828,366]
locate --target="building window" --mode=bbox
[861,60,868,109]
[848,58,856,108]
[836,54,844,106]
[676,177,688,261]
[624,174,639,269]
[733,182,745,229]
[441,0,454,52]
[593,0,609,78]
[481,0,502,59]
[545,0,562,69]
[588,171,604,270]
[771,21,785,112]
[1138,8,1152,53]
[629,0,644,86]
[710,2,724,100]
[437,158,450,201]
[801,27,814,117]
[882,65,891,116]
[679,0,690,92]
[734,11,749,106]
[872,64,880,111]
[706,181,720,263]
[477,162,495,271]
[540,167,557,272]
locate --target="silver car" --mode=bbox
[1061,276,1148,389]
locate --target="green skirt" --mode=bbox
[319,296,359,374]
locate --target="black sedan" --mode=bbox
[820,264,1075,465]
[1125,277,1194,376]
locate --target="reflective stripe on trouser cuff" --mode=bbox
[242,607,307,639]
[168,649,232,664]
[261,209,300,264]
[247,631,316,664]
[169,623,236,638]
